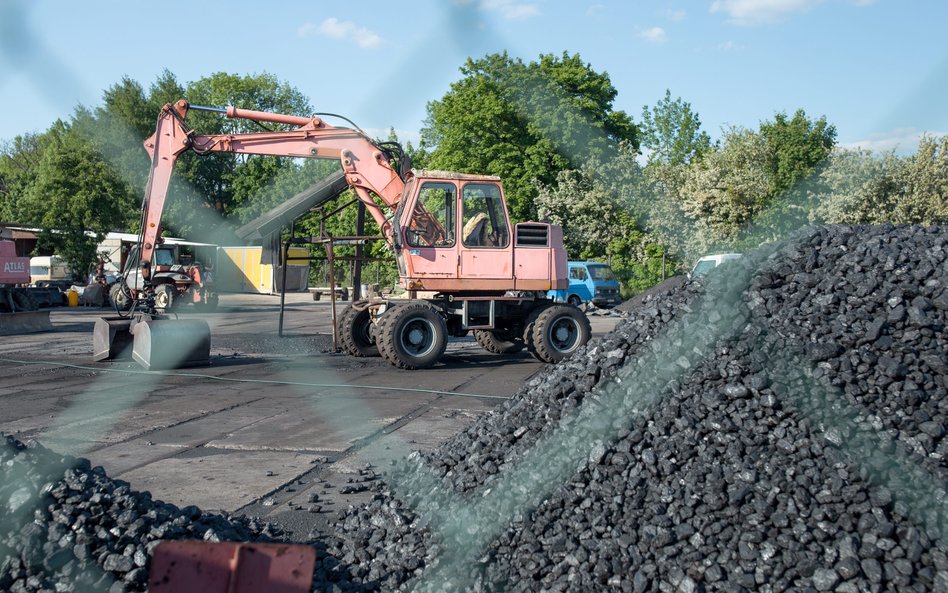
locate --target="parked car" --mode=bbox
[547,261,622,308]
[688,253,743,279]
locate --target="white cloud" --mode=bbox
[666,8,687,21]
[297,17,383,49]
[586,3,605,17]
[717,40,745,51]
[710,0,823,26]
[479,0,540,20]
[841,128,946,154]
[639,26,668,43]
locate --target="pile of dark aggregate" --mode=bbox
[0,435,280,593]
[322,224,948,593]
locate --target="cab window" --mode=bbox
[569,267,588,281]
[407,182,455,247]
[155,249,175,266]
[461,183,509,248]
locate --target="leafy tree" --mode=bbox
[535,144,671,293]
[422,52,637,221]
[676,127,772,255]
[895,135,948,224]
[759,109,836,197]
[0,132,49,222]
[639,90,712,167]
[20,121,133,277]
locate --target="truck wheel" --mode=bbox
[110,283,133,312]
[567,294,582,307]
[474,329,524,354]
[530,304,591,363]
[12,289,39,312]
[338,302,379,357]
[154,284,175,311]
[523,304,552,361]
[378,302,447,369]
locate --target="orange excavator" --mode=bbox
[95,100,591,370]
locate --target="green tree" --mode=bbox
[639,90,712,167]
[759,109,836,197]
[0,133,49,222]
[422,52,637,221]
[535,144,670,293]
[20,121,133,277]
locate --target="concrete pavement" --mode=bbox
[0,293,622,538]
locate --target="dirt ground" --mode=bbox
[0,293,621,539]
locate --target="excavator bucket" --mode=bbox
[93,317,134,361]
[131,317,211,370]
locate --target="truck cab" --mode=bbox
[547,261,621,308]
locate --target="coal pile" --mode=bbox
[0,435,278,593]
[325,225,948,592]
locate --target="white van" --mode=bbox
[29,256,71,283]
[689,253,742,279]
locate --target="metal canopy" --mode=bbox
[234,170,349,243]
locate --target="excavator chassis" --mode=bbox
[93,314,210,370]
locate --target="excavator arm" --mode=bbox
[137,99,406,274]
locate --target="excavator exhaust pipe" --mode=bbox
[94,315,211,370]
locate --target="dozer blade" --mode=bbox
[131,317,211,370]
[0,311,52,336]
[92,316,134,361]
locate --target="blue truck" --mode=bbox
[547,261,621,308]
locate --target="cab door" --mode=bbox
[458,182,513,280]
[401,181,458,279]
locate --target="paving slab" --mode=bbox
[118,448,322,511]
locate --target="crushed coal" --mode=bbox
[0,435,278,593]
[322,224,948,592]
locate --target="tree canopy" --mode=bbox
[421,51,637,221]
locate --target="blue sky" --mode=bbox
[1,0,945,154]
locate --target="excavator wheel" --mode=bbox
[529,304,591,364]
[338,302,379,357]
[474,328,525,354]
[377,302,447,369]
[154,284,175,311]
[110,283,133,313]
[523,303,553,361]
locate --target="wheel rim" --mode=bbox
[357,315,375,346]
[399,318,436,356]
[548,316,581,353]
[155,288,170,309]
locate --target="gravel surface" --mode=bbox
[322,224,948,592]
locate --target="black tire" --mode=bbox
[110,283,133,312]
[474,328,524,354]
[530,304,591,364]
[377,302,447,369]
[338,302,379,357]
[523,303,552,361]
[567,294,582,307]
[154,284,175,311]
[12,289,39,312]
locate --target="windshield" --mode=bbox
[155,249,175,266]
[587,265,616,281]
[691,260,717,277]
